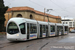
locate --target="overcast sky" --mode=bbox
[4,0,75,19]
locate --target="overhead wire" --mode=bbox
[36,0,67,15]
[28,0,45,8]
[29,0,74,17]
[49,0,74,15]
[35,0,68,16]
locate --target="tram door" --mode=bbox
[57,26,59,36]
[46,25,48,37]
[40,25,42,37]
[27,23,29,39]
[57,26,63,35]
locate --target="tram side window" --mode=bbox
[46,25,48,32]
[30,23,37,33]
[42,25,45,33]
[19,23,25,34]
[61,26,63,30]
[51,25,55,32]
[57,26,60,31]
[57,26,63,31]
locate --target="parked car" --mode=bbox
[70,30,75,33]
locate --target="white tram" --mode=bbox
[6,17,68,41]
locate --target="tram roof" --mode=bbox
[8,17,25,24]
[8,17,37,24]
[56,23,63,26]
[24,18,37,23]
[37,21,48,25]
[49,22,55,25]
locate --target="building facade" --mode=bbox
[4,6,61,26]
[62,19,75,27]
[62,19,75,31]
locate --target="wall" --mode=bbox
[4,12,12,27]
[5,10,61,26]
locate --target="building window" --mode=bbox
[73,22,75,27]
[30,14,33,19]
[16,14,22,17]
[69,22,72,27]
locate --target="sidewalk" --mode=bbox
[0,32,6,38]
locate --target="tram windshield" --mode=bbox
[7,22,19,34]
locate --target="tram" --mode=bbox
[6,17,68,41]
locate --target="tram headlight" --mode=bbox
[16,34,19,36]
[7,34,8,36]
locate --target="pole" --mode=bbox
[44,8,45,21]
[47,16,49,22]
[64,16,66,24]
[46,9,53,22]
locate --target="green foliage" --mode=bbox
[0,0,8,32]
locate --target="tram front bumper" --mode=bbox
[7,34,20,41]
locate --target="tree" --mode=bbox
[0,0,8,32]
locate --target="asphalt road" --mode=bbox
[0,33,75,50]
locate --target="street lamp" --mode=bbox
[46,9,53,22]
[47,9,53,12]
[44,8,53,22]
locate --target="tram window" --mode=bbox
[51,25,55,32]
[30,23,37,33]
[46,25,48,32]
[57,26,63,31]
[7,22,19,34]
[19,23,25,34]
[61,26,63,30]
[57,26,60,31]
[42,25,45,33]
[46,25,48,33]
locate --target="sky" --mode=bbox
[4,0,75,19]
